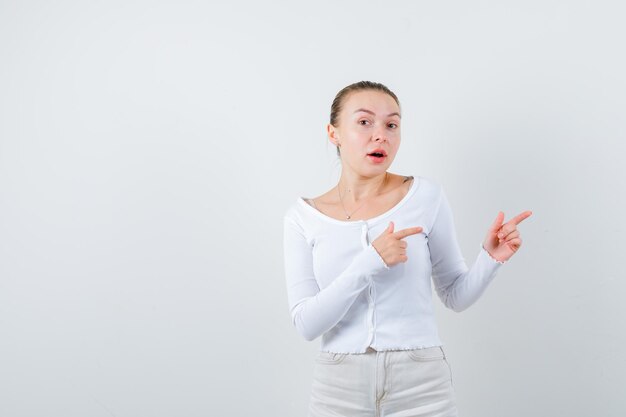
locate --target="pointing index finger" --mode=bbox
[393,227,423,240]
[510,210,533,226]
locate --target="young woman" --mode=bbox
[283,81,531,416]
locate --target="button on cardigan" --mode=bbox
[283,176,505,354]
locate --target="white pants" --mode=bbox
[308,346,458,417]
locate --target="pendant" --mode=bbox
[346,215,351,219]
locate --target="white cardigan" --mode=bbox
[283,176,505,354]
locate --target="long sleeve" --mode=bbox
[428,187,506,312]
[283,216,389,341]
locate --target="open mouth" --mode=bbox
[367,148,387,159]
[367,149,387,163]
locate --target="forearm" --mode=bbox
[287,245,388,341]
[429,187,506,312]
[435,243,504,312]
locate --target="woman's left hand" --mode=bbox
[482,210,533,263]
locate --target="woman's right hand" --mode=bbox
[372,221,423,267]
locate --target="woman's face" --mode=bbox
[328,89,401,177]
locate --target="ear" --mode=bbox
[326,123,340,146]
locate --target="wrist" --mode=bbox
[370,244,389,269]
[481,244,507,264]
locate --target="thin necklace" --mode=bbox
[337,173,388,220]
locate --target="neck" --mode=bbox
[337,172,388,203]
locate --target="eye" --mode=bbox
[388,123,398,129]
[358,119,370,125]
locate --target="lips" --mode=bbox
[367,148,387,157]
[367,148,387,164]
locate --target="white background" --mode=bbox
[1,1,624,416]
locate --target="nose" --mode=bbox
[373,126,388,143]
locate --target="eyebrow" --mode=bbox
[353,108,401,118]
